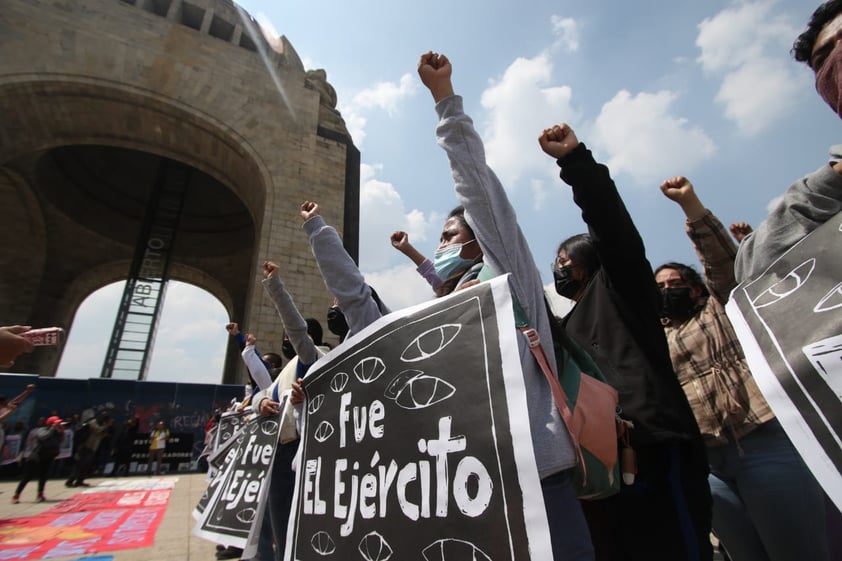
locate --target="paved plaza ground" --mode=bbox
[0,473,728,561]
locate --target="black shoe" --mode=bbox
[65,481,76,488]
[76,482,91,487]
[215,546,243,560]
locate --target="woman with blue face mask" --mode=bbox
[432,206,484,296]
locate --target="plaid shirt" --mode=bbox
[663,210,774,446]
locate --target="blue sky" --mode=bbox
[56,0,838,384]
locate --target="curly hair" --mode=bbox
[792,0,842,67]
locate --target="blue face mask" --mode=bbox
[433,240,476,280]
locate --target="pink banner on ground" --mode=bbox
[0,489,170,560]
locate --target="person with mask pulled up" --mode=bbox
[657,176,829,561]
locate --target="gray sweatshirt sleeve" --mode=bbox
[434,95,576,477]
[735,146,842,282]
[302,215,388,336]
[262,275,319,366]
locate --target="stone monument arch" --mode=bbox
[0,0,359,383]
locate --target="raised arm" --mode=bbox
[300,201,387,336]
[241,333,273,390]
[419,52,551,344]
[391,231,442,290]
[539,124,656,303]
[261,261,319,366]
[660,176,738,303]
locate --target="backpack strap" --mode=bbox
[518,326,585,476]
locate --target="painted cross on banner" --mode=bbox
[287,276,552,561]
[726,211,842,511]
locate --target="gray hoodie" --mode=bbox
[434,95,577,478]
[735,146,842,282]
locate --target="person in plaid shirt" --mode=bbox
[657,176,829,561]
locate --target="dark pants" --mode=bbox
[67,446,95,485]
[16,456,54,497]
[580,440,713,561]
[542,469,596,561]
[266,440,300,561]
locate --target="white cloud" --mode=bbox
[480,53,579,189]
[146,282,227,383]
[589,89,717,186]
[550,16,580,53]
[715,57,802,135]
[696,1,803,135]
[358,164,441,272]
[340,74,417,146]
[363,264,437,311]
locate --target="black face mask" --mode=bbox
[553,265,582,299]
[281,339,296,361]
[660,287,695,320]
[327,306,349,341]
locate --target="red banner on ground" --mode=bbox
[0,489,170,560]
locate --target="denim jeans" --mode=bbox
[542,469,595,561]
[707,418,829,561]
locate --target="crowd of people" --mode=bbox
[2,2,841,561]
[204,4,842,561]
[0,400,176,503]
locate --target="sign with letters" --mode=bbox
[727,211,842,511]
[193,404,285,558]
[286,276,551,561]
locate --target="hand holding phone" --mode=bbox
[20,327,64,346]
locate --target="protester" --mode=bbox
[66,412,112,487]
[250,260,331,561]
[325,298,349,343]
[415,50,592,560]
[13,416,65,503]
[538,123,711,560]
[390,230,444,293]
[735,0,842,281]
[657,175,828,561]
[112,416,139,476]
[146,420,170,476]
[226,322,274,396]
[728,222,753,244]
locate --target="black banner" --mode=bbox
[287,278,550,561]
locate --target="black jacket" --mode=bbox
[558,144,702,446]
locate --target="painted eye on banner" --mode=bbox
[308,394,325,414]
[314,421,335,443]
[236,508,256,523]
[358,531,393,561]
[815,282,842,313]
[384,370,424,400]
[311,530,336,556]
[421,539,492,561]
[354,357,386,383]
[330,372,349,393]
[401,324,462,362]
[751,259,815,308]
[260,418,279,436]
[394,374,455,410]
